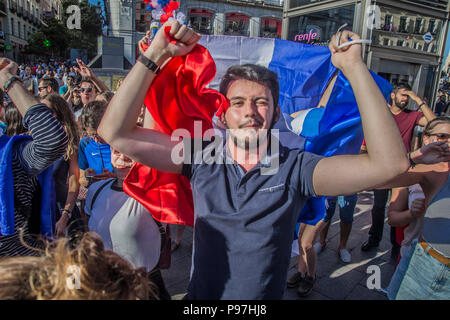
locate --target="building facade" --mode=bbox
[284,0,450,108]
[180,0,284,38]
[1,0,42,61]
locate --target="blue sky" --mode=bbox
[444,30,450,67]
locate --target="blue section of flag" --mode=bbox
[269,39,336,115]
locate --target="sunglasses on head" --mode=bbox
[80,87,93,93]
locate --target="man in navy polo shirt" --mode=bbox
[99,21,415,299]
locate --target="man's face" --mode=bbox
[25,67,31,76]
[222,79,279,149]
[80,82,96,105]
[392,89,410,109]
[38,82,52,99]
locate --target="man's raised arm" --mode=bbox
[97,21,201,174]
[312,31,410,196]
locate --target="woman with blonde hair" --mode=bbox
[0,232,159,299]
[43,94,84,239]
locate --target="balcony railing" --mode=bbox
[406,0,448,10]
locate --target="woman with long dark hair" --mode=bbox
[4,102,27,136]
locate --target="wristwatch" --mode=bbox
[61,209,72,219]
[137,55,161,74]
[3,76,22,93]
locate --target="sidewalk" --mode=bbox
[162,191,397,300]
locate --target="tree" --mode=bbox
[26,18,70,57]
[61,0,103,58]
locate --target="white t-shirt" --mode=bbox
[85,178,162,271]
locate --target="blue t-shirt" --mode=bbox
[78,136,113,174]
[182,138,323,299]
[59,85,68,95]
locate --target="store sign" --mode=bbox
[294,25,322,44]
[5,44,12,51]
[423,32,433,44]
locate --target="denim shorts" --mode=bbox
[387,239,450,300]
[324,194,357,225]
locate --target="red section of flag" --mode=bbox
[124,37,228,226]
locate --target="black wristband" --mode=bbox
[3,76,22,93]
[417,102,426,110]
[137,55,160,74]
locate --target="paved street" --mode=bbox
[162,191,397,300]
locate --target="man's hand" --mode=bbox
[0,58,18,88]
[405,90,423,105]
[410,198,426,218]
[146,20,201,65]
[54,214,69,237]
[328,30,364,74]
[74,58,94,78]
[410,140,450,165]
[91,168,115,181]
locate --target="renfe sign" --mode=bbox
[294,29,318,44]
[294,25,322,44]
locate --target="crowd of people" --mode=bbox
[0,20,448,300]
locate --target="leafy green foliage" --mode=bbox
[26,0,102,58]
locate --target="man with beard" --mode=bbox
[361,82,436,259]
[38,77,59,100]
[96,20,427,299]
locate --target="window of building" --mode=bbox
[383,14,393,31]
[288,5,355,43]
[188,9,213,35]
[428,19,436,34]
[225,13,250,37]
[18,21,20,38]
[10,18,14,36]
[290,0,329,9]
[414,18,423,34]
[260,17,281,38]
[397,39,404,46]
[383,38,390,46]
[399,16,409,33]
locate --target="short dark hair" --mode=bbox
[39,77,59,92]
[80,100,107,132]
[393,82,412,94]
[80,77,97,91]
[219,64,279,107]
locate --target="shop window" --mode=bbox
[225,13,250,37]
[260,17,281,38]
[188,9,213,35]
[288,5,355,43]
[290,0,329,9]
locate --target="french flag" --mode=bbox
[125,35,392,228]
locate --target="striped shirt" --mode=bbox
[0,104,68,257]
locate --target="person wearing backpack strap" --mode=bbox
[84,148,171,300]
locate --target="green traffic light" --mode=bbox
[43,40,51,47]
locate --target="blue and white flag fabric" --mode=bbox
[199,35,392,232]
